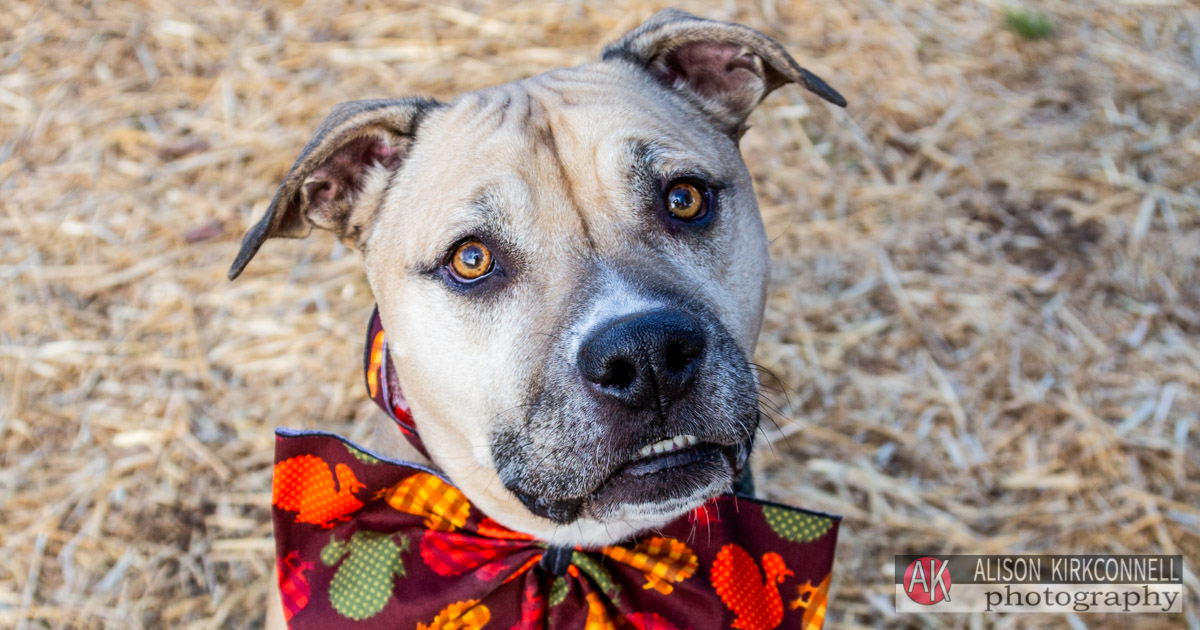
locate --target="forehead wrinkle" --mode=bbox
[453,88,520,136]
[523,87,598,252]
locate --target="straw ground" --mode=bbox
[2,0,1198,628]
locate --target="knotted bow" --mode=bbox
[271,309,840,630]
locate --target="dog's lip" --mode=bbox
[582,441,736,516]
[622,440,716,476]
[507,438,739,524]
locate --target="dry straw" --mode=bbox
[2,0,1198,628]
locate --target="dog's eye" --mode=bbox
[448,240,494,282]
[665,181,708,221]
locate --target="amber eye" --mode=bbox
[448,240,494,282]
[665,181,708,220]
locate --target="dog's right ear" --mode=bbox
[602,9,845,136]
[228,98,440,280]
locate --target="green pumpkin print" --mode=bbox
[343,443,381,465]
[321,530,410,620]
[571,551,620,603]
[763,505,834,543]
[548,577,569,607]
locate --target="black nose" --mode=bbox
[577,310,706,410]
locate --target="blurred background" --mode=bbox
[2,0,1198,628]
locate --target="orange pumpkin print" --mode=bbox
[583,591,618,630]
[416,599,491,630]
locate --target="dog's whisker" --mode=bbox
[755,394,787,417]
[755,393,787,419]
[756,419,789,456]
[747,362,793,407]
[695,503,713,547]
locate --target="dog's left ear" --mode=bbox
[228,98,439,280]
[602,8,845,135]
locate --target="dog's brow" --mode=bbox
[472,188,503,217]
[408,190,510,274]
[628,139,667,170]
[626,139,667,195]
[626,139,723,185]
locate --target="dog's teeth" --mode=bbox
[636,435,700,459]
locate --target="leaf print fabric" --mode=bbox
[272,428,840,629]
[322,531,410,620]
[277,551,312,621]
[274,454,366,528]
[762,505,834,543]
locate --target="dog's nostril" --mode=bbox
[604,359,638,389]
[664,340,701,373]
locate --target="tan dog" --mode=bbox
[230,9,844,626]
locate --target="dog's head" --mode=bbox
[231,9,843,545]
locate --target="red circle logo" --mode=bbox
[903,557,952,605]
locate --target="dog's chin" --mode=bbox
[501,441,742,547]
[536,470,732,548]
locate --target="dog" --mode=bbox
[229,9,844,627]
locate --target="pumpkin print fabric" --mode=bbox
[272,429,840,629]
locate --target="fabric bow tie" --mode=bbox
[270,308,840,630]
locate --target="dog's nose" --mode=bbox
[577,310,706,409]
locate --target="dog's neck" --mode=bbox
[370,418,430,465]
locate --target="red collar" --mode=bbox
[364,306,429,459]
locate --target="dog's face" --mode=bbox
[366,69,770,544]
[230,9,844,545]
